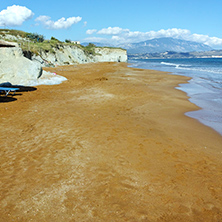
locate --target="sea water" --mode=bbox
[128,58,222,135]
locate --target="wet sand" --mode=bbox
[0,62,222,221]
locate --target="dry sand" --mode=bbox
[0,62,222,221]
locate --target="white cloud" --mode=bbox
[83,36,111,44]
[83,21,87,27]
[35,15,50,23]
[0,5,34,26]
[205,37,222,47]
[111,36,126,42]
[86,27,222,48]
[184,33,222,47]
[35,15,82,29]
[86,29,97,35]
[97,27,130,35]
[120,28,192,43]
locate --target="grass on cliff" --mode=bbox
[0,29,95,55]
[0,29,125,56]
[0,29,28,38]
[21,39,62,55]
[78,43,98,56]
[21,40,99,56]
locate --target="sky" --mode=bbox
[1,0,222,49]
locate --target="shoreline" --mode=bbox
[176,80,222,136]
[0,62,222,221]
[128,58,222,136]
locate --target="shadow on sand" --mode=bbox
[0,82,37,103]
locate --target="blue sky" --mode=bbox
[1,0,222,48]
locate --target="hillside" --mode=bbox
[124,37,212,54]
[83,37,213,54]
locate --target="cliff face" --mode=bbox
[95,48,127,63]
[32,44,127,66]
[0,40,127,86]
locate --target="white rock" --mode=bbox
[0,45,42,85]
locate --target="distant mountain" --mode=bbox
[121,38,212,54]
[128,50,222,60]
[82,38,212,54]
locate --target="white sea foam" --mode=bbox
[161,61,191,68]
[161,61,222,74]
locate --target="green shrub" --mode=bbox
[51,36,61,42]
[26,32,45,42]
[83,43,96,55]
[65,39,71,43]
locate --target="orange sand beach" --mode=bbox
[0,62,222,221]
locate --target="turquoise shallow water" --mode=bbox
[128,58,222,135]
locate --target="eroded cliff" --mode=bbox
[0,31,127,86]
[31,44,127,66]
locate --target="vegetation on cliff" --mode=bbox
[0,29,125,57]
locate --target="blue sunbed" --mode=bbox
[0,87,20,96]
